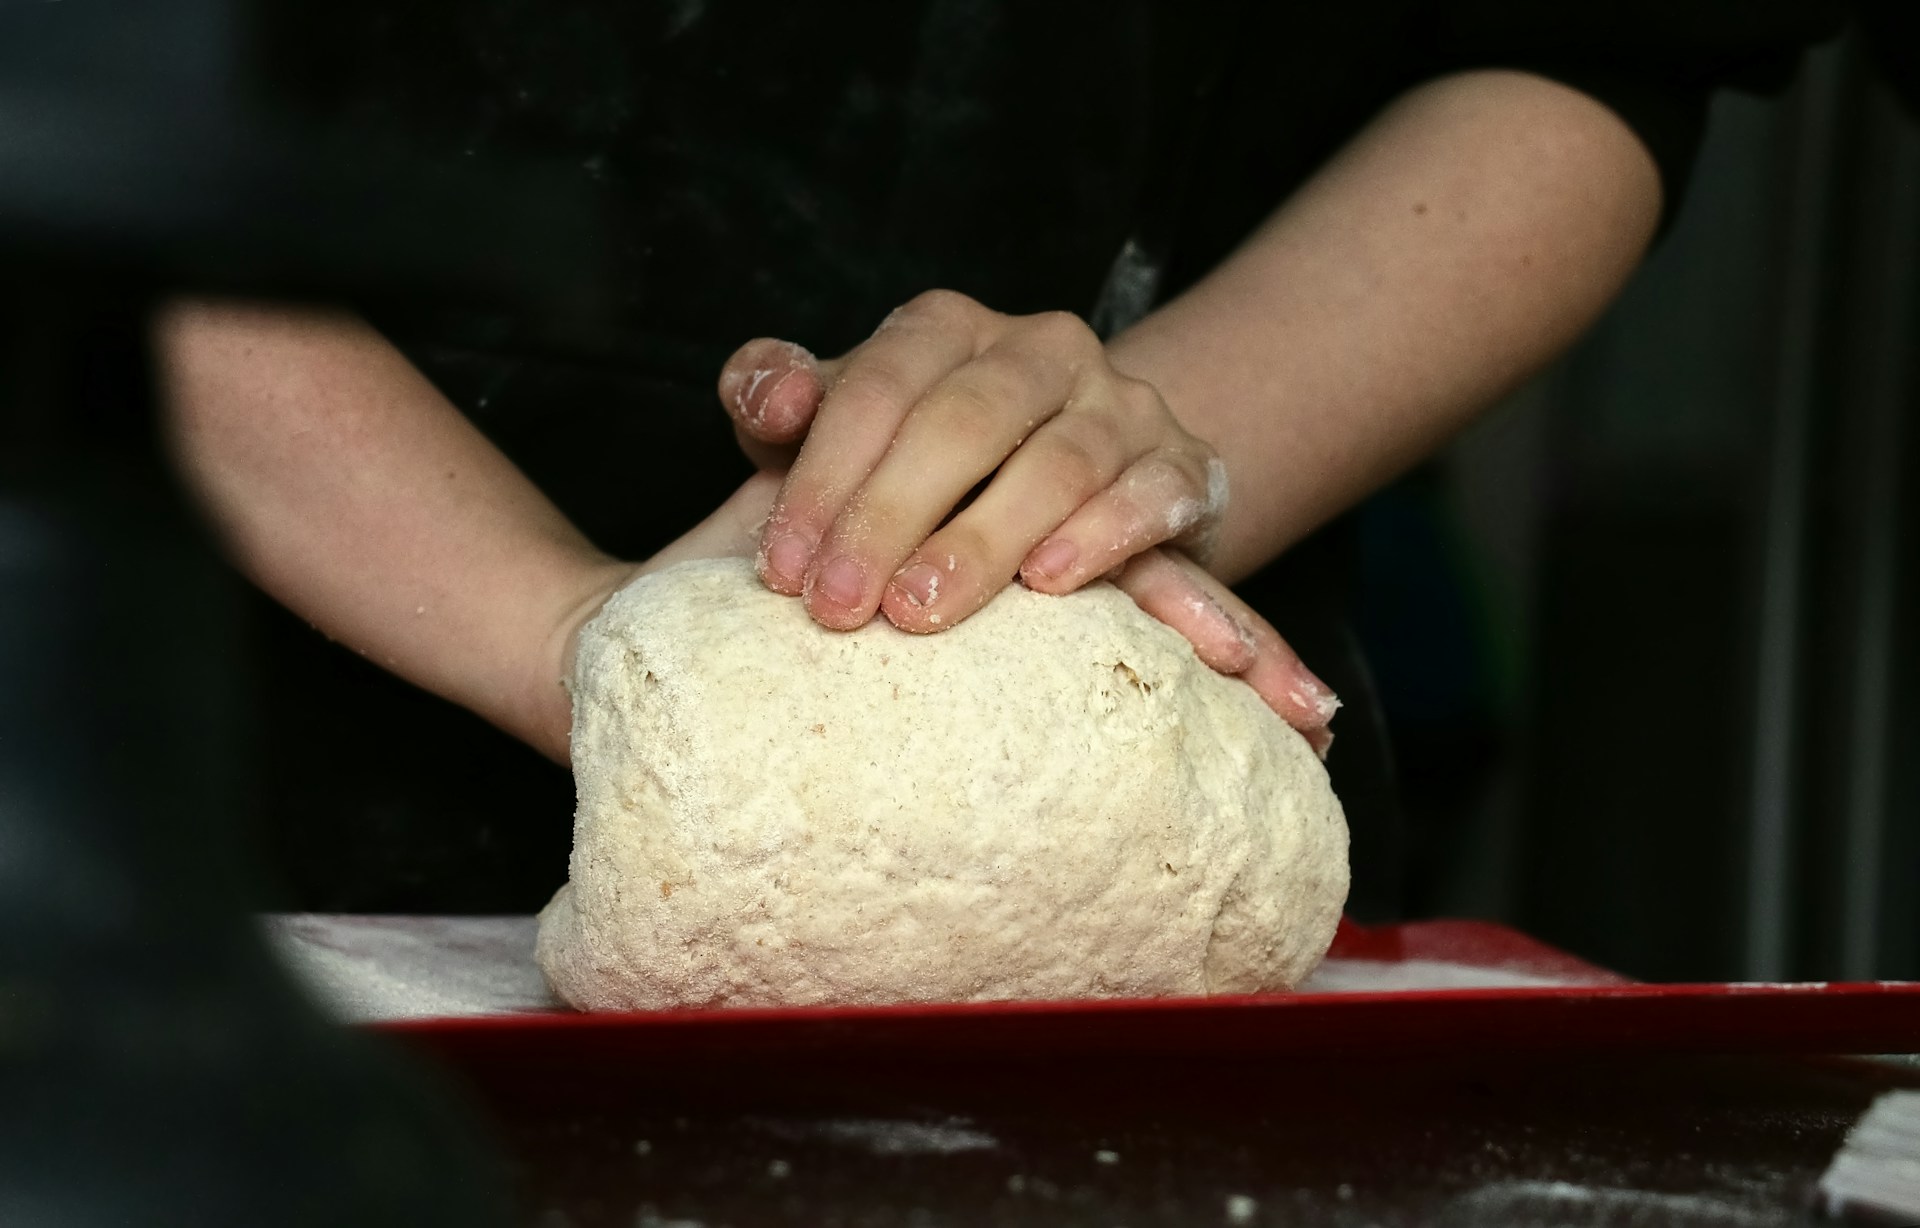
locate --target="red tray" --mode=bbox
[371,918,1920,1062]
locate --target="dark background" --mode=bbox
[1411,37,1920,983]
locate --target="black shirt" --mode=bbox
[293,0,1841,358]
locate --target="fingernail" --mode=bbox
[753,366,804,426]
[763,534,813,586]
[737,367,775,422]
[1304,725,1335,761]
[1024,537,1078,581]
[1289,672,1343,723]
[890,562,942,608]
[815,555,865,608]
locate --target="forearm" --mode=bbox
[1109,69,1663,581]
[154,300,627,763]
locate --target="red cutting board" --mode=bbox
[372,918,1920,1061]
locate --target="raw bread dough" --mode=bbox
[536,558,1348,1010]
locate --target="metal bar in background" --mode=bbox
[1744,43,1844,983]
[1838,86,1920,981]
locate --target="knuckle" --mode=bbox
[783,447,864,515]
[921,380,1006,448]
[902,288,982,326]
[1021,309,1097,355]
[929,520,995,570]
[1152,450,1214,507]
[1052,410,1127,474]
[1170,447,1214,490]
[1102,474,1154,525]
[766,476,825,526]
[839,489,907,547]
[827,362,916,422]
[1118,373,1164,412]
[1113,549,1179,601]
[1036,432,1106,493]
[1114,374,1170,426]
[1121,448,1174,490]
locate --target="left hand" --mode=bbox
[722,290,1227,629]
[715,291,1339,752]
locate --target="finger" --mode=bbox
[1111,548,1341,744]
[717,339,828,447]
[803,311,1102,629]
[759,291,996,596]
[1108,548,1257,675]
[1018,449,1226,594]
[877,386,1151,633]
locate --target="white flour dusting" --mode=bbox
[1447,1179,1781,1226]
[264,915,556,1021]
[1204,456,1229,519]
[262,917,1608,1023]
[752,1116,999,1156]
[1301,959,1584,993]
[816,1119,999,1155]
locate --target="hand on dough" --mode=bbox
[716,291,1337,753]
[558,469,783,683]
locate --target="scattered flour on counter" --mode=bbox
[752,1116,999,1156]
[1300,958,1584,993]
[263,914,556,1022]
[816,1119,999,1155]
[262,915,1606,1025]
[1445,1179,1781,1226]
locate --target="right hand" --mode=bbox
[714,293,1228,638]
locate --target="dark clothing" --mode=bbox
[287,0,1839,361]
[253,2,1839,916]
[1856,0,1920,114]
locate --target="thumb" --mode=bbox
[717,338,833,471]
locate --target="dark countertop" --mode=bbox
[399,1039,1920,1227]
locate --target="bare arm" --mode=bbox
[1108,69,1664,580]
[155,302,664,764]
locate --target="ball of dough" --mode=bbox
[536,557,1347,1010]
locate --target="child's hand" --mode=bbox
[720,290,1225,630]
[716,291,1338,752]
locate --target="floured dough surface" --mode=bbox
[537,558,1348,1010]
